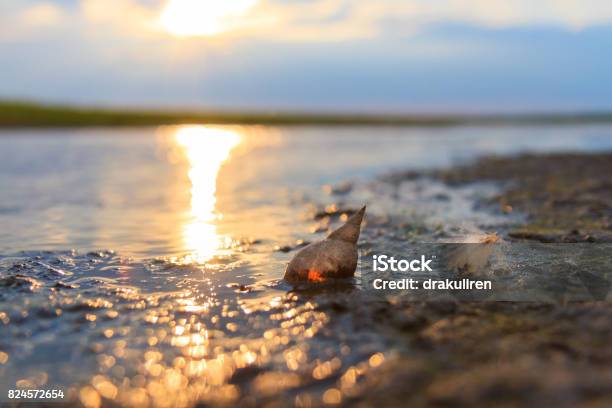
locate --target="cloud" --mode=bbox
[0,2,66,40]
[21,2,64,26]
[396,0,612,30]
[4,0,612,45]
[1,0,612,111]
[255,0,612,41]
[161,0,612,40]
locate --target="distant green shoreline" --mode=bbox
[3,101,612,127]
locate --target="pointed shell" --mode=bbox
[327,206,366,244]
[284,206,366,282]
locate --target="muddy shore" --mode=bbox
[1,151,611,407]
[308,152,612,407]
[434,152,612,243]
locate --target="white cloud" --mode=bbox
[21,2,64,27]
[2,0,612,46]
[149,0,612,42]
[258,0,612,40]
[79,0,161,36]
[0,2,65,40]
[393,0,612,30]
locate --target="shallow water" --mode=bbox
[1,125,612,406]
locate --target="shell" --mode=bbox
[284,206,366,282]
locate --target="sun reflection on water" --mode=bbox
[175,126,241,263]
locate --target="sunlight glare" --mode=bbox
[161,0,257,37]
[176,126,241,262]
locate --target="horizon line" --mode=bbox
[3,100,612,128]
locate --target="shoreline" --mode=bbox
[341,151,612,404]
[1,142,611,406]
[4,101,612,128]
[430,152,612,243]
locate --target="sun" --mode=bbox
[160,0,257,37]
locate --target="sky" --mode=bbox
[1,0,612,113]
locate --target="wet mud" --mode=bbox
[2,151,612,407]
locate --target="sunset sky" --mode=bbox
[1,0,612,112]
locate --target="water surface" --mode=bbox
[1,124,611,406]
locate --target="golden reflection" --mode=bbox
[175,125,241,263]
